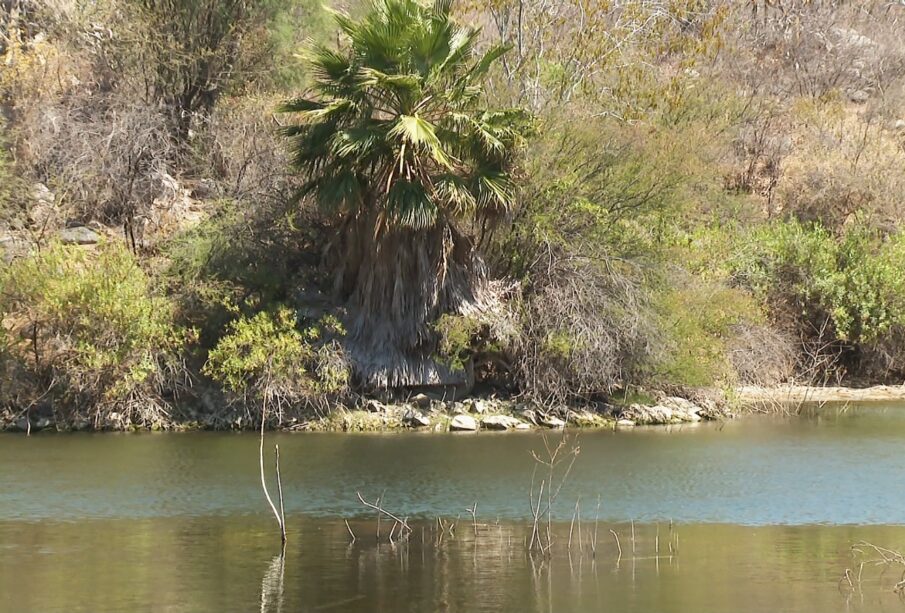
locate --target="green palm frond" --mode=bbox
[389,115,452,169]
[281,0,530,232]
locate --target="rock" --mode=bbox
[450,401,468,415]
[538,414,566,429]
[480,415,523,431]
[616,419,636,427]
[849,89,870,104]
[515,423,532,430]
[29,183,57,227]
[58,225,100,245]
[449,414,478,432]
[410,393,431,409]
[661,397,701,415]
[468,399,488,414]
[893,119,905,132]
[34,418,53,431]
[403,409,430,428]
[364,399,386,413]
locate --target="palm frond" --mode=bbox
[389,115,452,169]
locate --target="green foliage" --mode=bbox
[203,307,349,406]
[654,281,763,388]
[280,0,530,230]
[434,313,483,372]
[162,201,322,347]
[733,220,905,345]
[0,241,189,419]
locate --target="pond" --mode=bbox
[2,406,905,612]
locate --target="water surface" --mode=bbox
[3,406,905,612]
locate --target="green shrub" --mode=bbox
[0,241,190,424]
[203,307,349,414]
[734,220,905,344]
[654,279,765,388]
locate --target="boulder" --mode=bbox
[410,393,431,409]
[515,423,532,430]
[520,409,538,425]
[403,409,430,428]
[364,399,386,413]
[480,415,523,431]
[538,414,566,429]
[59,225,100,245]
[450,414,478,432]
[616,419,636,427]
[849,89,870,104]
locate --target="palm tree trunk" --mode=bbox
[331,212,484,389]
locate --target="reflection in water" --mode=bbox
[2,516,905,612]
[259,554,284,613]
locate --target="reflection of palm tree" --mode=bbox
[259,554,285,613]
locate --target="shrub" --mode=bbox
[203,307,349,418]
[732,219,905,377]
[513,257,662,404]
[653,278,766,388]
[775,102,905,229]
[0,241,190,425]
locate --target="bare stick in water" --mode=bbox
[610,529,622,562]
[275,444,286,547]
[260,406,286,547]
[344,520,356,543]
[631,519,635,554]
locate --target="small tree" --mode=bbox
[281,0,529,388]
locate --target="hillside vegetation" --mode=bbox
[2,0,905,429]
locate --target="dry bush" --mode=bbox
[17,93,178,241]
[724,96,791,213]
[726,1,905,100]
[514,255,661,405]
[728,322,797,385]
[194,96,297,207]
[776,102,905,229]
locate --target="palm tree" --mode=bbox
[281,0,528,389]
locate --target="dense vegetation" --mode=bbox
[3,0,905,428]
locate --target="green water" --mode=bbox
[3,408,905,611]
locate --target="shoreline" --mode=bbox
[5,385,905,434]
[736,384,905,404]
[0,394,721,434]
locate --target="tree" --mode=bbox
[281,0,529,388]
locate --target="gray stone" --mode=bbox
[410,393,431,409]
[59,225,100,245]
[515,423,532,430]
[403,409,430,428]
[365,399,386,413]
[450,414,478,432]
[849,89,870,104]
[616,419,636,427]
[480,415,523,431]
[538,414,566,429]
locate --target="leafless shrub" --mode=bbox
[16,92,177,244]
[728,322,797,386]
[515,255,661,406]
[728,1,905,100]
[194,96,297,207]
